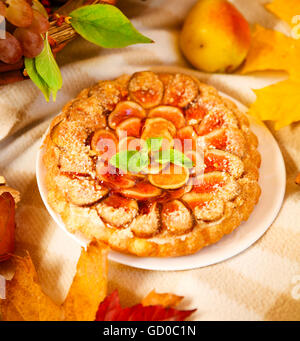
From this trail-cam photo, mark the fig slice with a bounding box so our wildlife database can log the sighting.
[163,73,199,107]
[141,118,175,150]
[130,202,161,238]
[116,117,142,138]
[148,164,189,189]
[203,128,246,158]
[108,101,146,130]
[187,172,240,201]
[128,71,164,109]
[96,160,136,189]
[51,119,89,150]
[148,106,186,129]
[96,195,138,227]
[119,181,162,200]
[88,80,126,112]
[195,108,238,136]
[91,129,118,159]
[194,196,225,222]
[182,192,225,222]
[55,174,108,206]
[176,125,198,152]
[204,149,244,178]
[161,200,193,235]
[118,137,145,152]
[143,117,176,136]
[59,149,95,176]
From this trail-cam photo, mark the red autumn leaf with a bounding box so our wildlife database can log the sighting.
[95,290,196,321]
[0,192,15,262]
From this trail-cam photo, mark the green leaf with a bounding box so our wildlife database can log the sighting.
[70,4,153,48]
[128,152,149,173]
[155,149,194,168]
[24,57,50,102]
[144,138,163,152]
[109,150,139,172]
[35,35,62,100]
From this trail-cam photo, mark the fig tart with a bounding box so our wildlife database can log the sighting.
[43,71,261,257]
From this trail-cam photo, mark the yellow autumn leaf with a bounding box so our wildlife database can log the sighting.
[240,25,300,79]
[249,78,300,130]
[0,240,109,321]
[265,0,300,25]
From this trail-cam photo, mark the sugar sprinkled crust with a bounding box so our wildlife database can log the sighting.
[43,71,261,257]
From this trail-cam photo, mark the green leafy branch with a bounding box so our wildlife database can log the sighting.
[26,4,152,101]
[109,138,194,173]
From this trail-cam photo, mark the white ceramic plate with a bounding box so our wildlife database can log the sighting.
[36,92,286,271]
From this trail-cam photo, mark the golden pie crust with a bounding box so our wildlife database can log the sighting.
[43,71,261,257]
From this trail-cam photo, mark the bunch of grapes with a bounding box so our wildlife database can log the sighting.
[0,0,50,65]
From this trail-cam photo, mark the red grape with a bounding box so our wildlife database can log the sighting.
[0,31,23,64]
[14,27,44,58]
[28,9,49,34]
[5,0,33,27]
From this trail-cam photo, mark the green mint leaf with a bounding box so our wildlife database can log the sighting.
[35,35,62,100]
[128,152,149,173]
[171,149,194,168]
[109,150,139,172]
[144,138,163,152]
[155,149,194,168]
[70,4,153,48]
[24,57,50,102]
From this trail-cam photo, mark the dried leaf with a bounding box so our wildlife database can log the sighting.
[95,290,196,321]
[62,240,109,321]
[265,0,300,25]
[0,192,16,263]
[141,290,183,308]
[240,25,300,79]
[0,241,109,321]
[249,78,300,130]
[0,254,62,321]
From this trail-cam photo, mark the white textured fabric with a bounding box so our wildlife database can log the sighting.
[0,0,299,320]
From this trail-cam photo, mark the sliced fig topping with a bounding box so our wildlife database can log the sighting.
[184,192,225,222]
[108,101,146,130]
[185,97,208,125]
[91,129,118,159]
[186,172,240,201]
[130,202,160,238]
[203,128,246,158]
[195,108,238,136]
[67,96,106,129]
[59,150,94,176]
[96,160,136,189]
[185,150,205,176]
[143,117,176,136]
[163,73,198,107]
[116,117,142,138]
[51,120,89,150]
[96,195,138,227]
[161,200,193,235]
[141,118,175,150]
[204,149,244,178]
[148,106,186,129]
[118,137,145,152]
[88,80,126,112]
[176,126,198,152]
[119,181,162,200]
[148,164,189,189]
[55,175,108,206]
[128,71,164,109]
[185,94,220,125]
